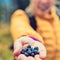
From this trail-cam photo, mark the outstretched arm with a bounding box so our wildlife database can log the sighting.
[10,10,43,43]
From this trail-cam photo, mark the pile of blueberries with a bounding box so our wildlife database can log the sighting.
[21,45,39,57]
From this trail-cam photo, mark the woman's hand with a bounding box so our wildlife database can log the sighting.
[13,36,46,60]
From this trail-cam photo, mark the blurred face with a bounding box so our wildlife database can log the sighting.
[32,0,56,14]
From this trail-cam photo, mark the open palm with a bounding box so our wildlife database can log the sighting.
[13,36,46,60]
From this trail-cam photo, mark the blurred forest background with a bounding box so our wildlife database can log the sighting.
[0,0,60,60]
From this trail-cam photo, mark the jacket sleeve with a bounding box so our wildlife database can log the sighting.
[10,10,44,43]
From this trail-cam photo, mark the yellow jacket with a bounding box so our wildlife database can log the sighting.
[10,7,60,60]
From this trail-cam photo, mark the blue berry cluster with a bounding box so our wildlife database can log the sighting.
[21,45,39,57]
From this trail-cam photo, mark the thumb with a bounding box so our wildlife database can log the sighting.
[13,39,22,57]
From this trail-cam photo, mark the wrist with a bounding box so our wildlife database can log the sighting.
[15,36,40,43]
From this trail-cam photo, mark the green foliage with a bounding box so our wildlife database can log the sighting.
[0,23,14,60]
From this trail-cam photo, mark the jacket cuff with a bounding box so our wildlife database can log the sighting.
[29,36,40,42]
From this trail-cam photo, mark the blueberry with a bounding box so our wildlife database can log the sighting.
[28,48,34,52]
[36,51,39,54]
[22,48,28,52]
[27,49,32,55]
[21,48,28,54]
[31,53,35,57]
[31,49,35,53]
[34,50,39,55]
[27,45,31,48]
[24,52,29,57]
[34,47,39,50]
[21,50,25,54]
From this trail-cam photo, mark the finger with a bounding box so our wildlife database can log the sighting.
[33,41,46,59]
[35,55,42,60]
[23,44,29,48]
[17,54,28,60]
[38,42,46,59]
[20,36,35,45]
[27,56,35,60]
[13,39,22,57]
